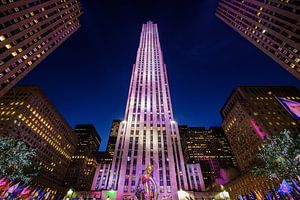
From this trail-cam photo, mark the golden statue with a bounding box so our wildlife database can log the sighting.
[135,164,158,200]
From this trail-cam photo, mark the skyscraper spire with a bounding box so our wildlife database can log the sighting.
[108,21,188,199]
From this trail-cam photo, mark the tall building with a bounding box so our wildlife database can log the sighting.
[91,151,113,191]
[107,21,189,199]
[64,124,101,191]
[216,0,300,79]
[221,86,300,171]
[0,86,77,192]
[179,126,237,188]
[221,86,300,198]
[106,119,121,157]
[0,0,82,97]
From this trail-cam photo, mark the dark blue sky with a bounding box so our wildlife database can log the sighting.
[18,0,299,150]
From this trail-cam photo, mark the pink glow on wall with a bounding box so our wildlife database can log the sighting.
[249,119,266,139]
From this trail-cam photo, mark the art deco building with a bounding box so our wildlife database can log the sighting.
[64,124,101,191]
[107,21,189,199]
[0,0,82,97]
[179,126,237,188]
[91,151,113,191]
[0,86,77,191]
[216,0,300,79]
[106,119,121,157]
[185,163,205,192]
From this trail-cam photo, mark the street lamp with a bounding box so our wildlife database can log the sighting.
[67,188,74,199]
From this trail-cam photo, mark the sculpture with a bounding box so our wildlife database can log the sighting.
[135,164,158,200]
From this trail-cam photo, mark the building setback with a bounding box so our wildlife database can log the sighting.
[216,0,300,79]
[0,0,82,97]
[64,124,101,191]
[221,86,300,198]
[0,86,77,192]
[107,21,189,199]
[91,151,113,191]
[106,120,121,157]
[179,126,237,188]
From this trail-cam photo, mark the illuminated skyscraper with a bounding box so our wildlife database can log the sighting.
[216,0,300,79]
[0,0,82,97]
[107,21,189,199]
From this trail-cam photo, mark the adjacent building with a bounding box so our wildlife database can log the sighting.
[186,163,205,192]
[0,86,78,192]
[179,126,237,188]
[221,86,300,198]
[91,151,113,191]
[107,21,189,199]
[216,0,300,79]
[221,86,300,171]
[0,0,82,97]
[64,124,101,191]
[106,119,121,157]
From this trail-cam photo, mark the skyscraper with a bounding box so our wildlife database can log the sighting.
[179,126,237,188]
[64,124,101,191]
[216,0,300,79]
[0,86,77,192]
[107,21,188,199]
[0,0,82,97]
[106,119,121,157]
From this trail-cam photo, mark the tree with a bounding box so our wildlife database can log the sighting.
[252,129,300,179]
[0,136,38,182]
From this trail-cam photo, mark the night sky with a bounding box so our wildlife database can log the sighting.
[18,0,300,150]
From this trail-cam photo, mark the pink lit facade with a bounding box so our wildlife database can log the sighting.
[186,164,205,192]
[107,21,189,199]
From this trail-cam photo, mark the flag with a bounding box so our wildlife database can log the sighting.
[29,187,40,199]
[36,189,46,200]
[276,97,300,120]
[0,177,8,190]
[266,190,273,200]
[7,182,19,194]
[278,179,293,195]
[254,191,263,200]
[44,191,51,199]
[291,178,300,192]
[18,186,32,199]
[7,183,26,200]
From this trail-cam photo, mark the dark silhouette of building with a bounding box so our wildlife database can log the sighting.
[0,86,78,192]
[64,124,101,191]
[106,120,121,157]
[0,0,82,96]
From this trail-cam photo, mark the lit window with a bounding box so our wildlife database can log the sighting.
[0,35,6,41]
[12,52,17,57]
[5,44,11,49]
